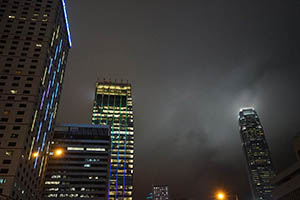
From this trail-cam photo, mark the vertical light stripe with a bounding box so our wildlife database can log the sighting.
[122,96,129,198]
[115,96,123,198]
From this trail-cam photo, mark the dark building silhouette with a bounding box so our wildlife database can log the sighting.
[0,0,71,199]
[272,135,300,200]
[293,135,300,160]
[92,81,134,200]
[238,108,275,200]
[42,124,110,199]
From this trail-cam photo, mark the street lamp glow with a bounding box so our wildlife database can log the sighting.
[54,149,63,156]
[218,193,224,199]
[216,192,226,200]
[32,152,39,158]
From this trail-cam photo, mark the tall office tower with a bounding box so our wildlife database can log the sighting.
[0,0,71,199]
[152,185,169,200]
[42,124,111,200]
[92,81,134,200]
[238,108,275,200]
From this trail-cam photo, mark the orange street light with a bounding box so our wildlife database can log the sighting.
[216,192,226,200]
[54,149,63,157]
[32,152,39,158]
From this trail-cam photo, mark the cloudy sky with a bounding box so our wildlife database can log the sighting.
[57,0,300,199]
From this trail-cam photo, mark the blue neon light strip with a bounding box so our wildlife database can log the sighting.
[50,93,54,108]
[59,39,63,52]
[46,81,51,97]
[36,122,42,142]
[55,83,59,98]
[48,58,53,74]
[57,59,61,72]
[61,0,72,47]
[41,132,47,151]
[44,103,49,121]
[48,113,53,131]
[52,72,56,86]
[34,147,40,169]
[40,91,46,110]
[54,45,59,60]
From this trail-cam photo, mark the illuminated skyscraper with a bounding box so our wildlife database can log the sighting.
[92,81,134,200]
[0,0,71,199]
[238,108,275,200]
[42,124,111,200]
[153,185,169,200]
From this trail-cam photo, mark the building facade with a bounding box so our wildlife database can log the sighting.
[0,0,71,199]
[92,81,134,200]
[153,185,169,200]
[272,161,300,200]
[293,135,300,161]
[272,136,300,200]
[238,108,275,200]
[42,124,111,199]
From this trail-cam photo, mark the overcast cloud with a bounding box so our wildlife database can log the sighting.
[57,0,300,199]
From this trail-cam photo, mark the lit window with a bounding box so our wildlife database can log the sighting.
[84,164,90,168]
[86,148,105,152]
[47,194,57,197]
[67,147,84,151]
[48,188,59,191]
[51,175,61,179]
[45,181,60,185]
[3,110,9,115]
[5,151,13,156]
[10,89,17,94]
[0,178,6,184]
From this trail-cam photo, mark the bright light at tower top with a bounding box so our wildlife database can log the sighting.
[239,107,255,112]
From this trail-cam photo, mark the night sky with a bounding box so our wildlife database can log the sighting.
[56,1,300,199]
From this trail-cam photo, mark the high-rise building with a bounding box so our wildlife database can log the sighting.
[42,124,111,200]
[238,108,275,200]
[92,80,134,200]
[153,185,169,200]
[0,0,71,199]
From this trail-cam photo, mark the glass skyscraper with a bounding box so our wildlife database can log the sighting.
[0,0,71,199]
[238,108,275,200]
[92,81,134,200]
[42,124,111,199]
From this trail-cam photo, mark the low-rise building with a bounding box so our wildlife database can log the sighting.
[42,124,110,199]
